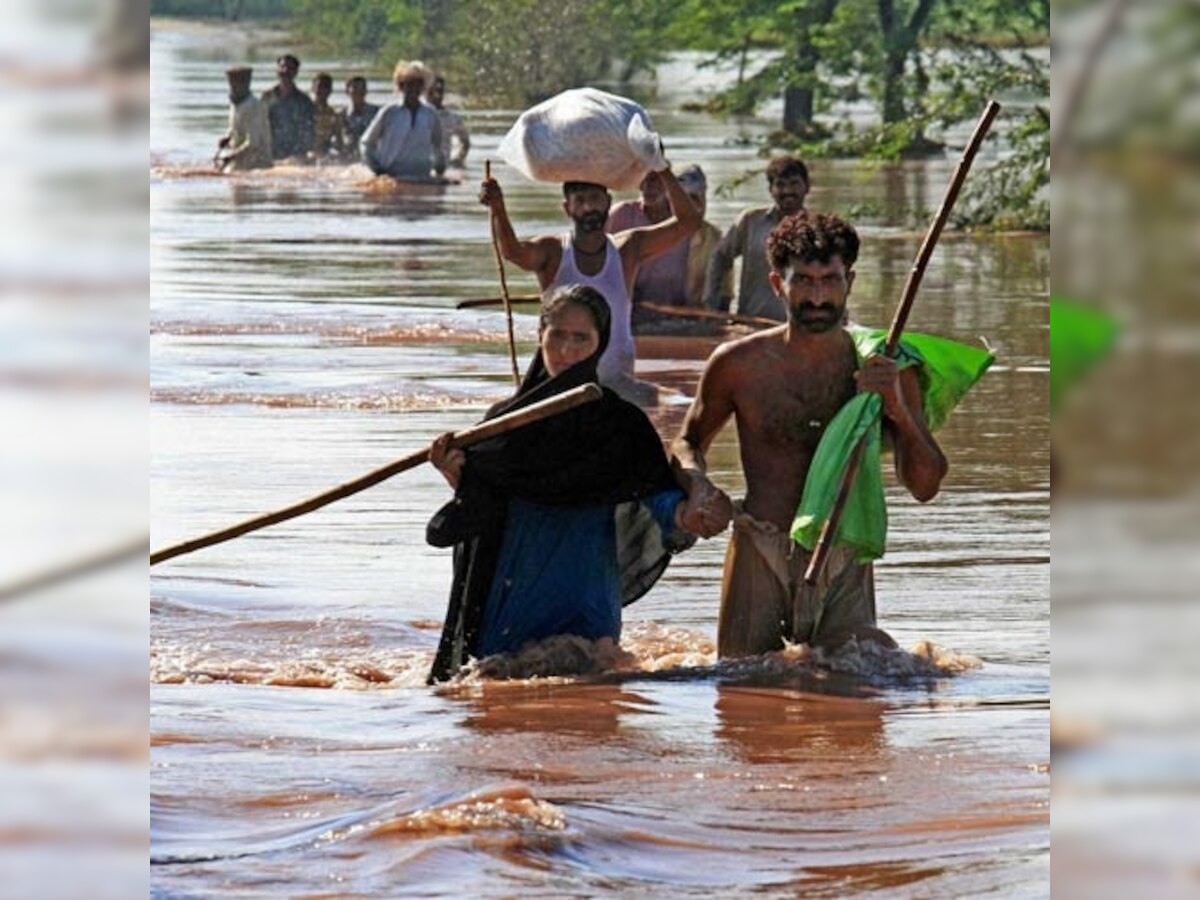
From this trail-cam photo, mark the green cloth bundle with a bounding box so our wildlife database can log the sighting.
[1049,296,1118,413]
[791,326,995,562]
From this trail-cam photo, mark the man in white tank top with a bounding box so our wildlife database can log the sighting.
[479,164,701,396]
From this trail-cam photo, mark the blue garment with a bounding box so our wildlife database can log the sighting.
[479,489,684,656]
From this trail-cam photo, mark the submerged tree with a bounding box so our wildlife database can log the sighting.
[668,0,840,136]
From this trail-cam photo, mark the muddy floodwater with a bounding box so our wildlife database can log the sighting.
[151,20,1048,897]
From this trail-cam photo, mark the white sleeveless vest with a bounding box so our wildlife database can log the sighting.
[546,234,635,383]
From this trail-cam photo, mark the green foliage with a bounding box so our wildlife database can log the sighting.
[289,0,673,104]
[150,0,291,19]
[932,0,1049,229]
[290,0,425,60]
[437,0,616,103]
[275,0,1049,230]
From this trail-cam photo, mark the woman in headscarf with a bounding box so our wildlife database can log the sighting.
[426,284,726,682]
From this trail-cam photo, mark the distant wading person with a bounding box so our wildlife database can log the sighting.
[216,66,272,172]
[310,71,346,159]
[704,155,811,321]
[605,162,731,325]
[341,76,379,160]
[426,75,470,168]
[478,162,701,399]
[674,212,947,656]
[360,60,446,180]
[261,54,315,161]
[426,285,725,683]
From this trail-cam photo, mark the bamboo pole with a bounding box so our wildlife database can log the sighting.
[803,100,1002,586]
[150,383,603,566]
[485,160,521,386]
[457,294,541,309]
[457,297,777,331]
[0,535,149,603]
[638,302,779,329]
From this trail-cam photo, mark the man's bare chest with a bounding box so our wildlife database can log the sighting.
[735,361,858,456]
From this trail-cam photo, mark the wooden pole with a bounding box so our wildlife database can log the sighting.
[457,294,541,309]
[638,302,779,329]
[457,297,777,331]
[150,383,604,567]
[485,160,521,386]
[803,100,1002,586]
[0,535,149,603]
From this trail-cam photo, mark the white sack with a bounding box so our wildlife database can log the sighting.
[496,87,666,191]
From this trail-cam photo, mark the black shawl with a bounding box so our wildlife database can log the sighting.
[425,335,685,683]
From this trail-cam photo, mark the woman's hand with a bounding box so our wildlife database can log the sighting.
[429,432,466,490]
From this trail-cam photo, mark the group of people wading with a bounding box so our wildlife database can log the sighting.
[215,61,950,681]
[216,55,468,178]
[424,147,948,681]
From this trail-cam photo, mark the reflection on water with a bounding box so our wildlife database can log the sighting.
[151,20,1048,897]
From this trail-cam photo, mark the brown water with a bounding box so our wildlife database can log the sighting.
[151,20,1048,896]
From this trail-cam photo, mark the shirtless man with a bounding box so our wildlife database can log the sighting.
[672,212,948,656]
[479,164,701,396]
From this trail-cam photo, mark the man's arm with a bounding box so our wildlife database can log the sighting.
[359,103,386,156]
[703,216,744,312]
[478,178,558,279]
[220,106,254,161]
[299,97,315,155]
[617,166,702,267]
[429,111,446,175]
[671,351,737,536]
[858,356,948,502]
[452,115,470,166]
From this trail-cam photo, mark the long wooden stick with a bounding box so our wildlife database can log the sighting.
[638,302,779,329]
[457,296,777,331]
[457,294,541,309]
[0,535,149,602]
[804,100,1001,586]
[485,160,521,386]
[150,383,603,566]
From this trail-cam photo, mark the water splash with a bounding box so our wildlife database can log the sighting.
[151,621,977,690]
[364,784,566,839]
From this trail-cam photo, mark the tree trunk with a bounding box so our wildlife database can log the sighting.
[881,48,908,124]
[421,0,452,60]
[877,0,939,125]
[782,0,840,135]
[783,85,815,133]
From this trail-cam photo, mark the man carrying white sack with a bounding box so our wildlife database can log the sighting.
[479,159,700,401]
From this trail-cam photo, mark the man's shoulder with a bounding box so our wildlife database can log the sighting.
[738,205,774,224]
[608,201,646,233]
[707,326,786,371]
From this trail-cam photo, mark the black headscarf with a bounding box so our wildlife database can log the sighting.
[426,287,685,683]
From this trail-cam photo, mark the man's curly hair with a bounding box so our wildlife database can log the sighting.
[766,212,860,273]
